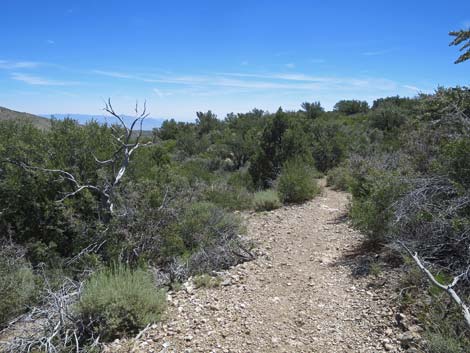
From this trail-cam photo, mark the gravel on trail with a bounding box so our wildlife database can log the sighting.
[107,186,409,353]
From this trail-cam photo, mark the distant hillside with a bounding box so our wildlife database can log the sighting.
[42,114,165,130]
[0,106,51,130]
[0,107,162,136]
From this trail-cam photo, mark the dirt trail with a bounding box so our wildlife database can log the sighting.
[110,186,404,353]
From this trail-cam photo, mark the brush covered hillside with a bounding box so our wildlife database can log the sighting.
[2,1,470,351]
[0,85,469,352]
[0,106,51,130]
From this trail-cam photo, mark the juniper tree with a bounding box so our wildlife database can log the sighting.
[301,101,324,119]
[450,29,470,63]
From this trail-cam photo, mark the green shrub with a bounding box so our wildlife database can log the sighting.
[176,201,241,251]
[160,233,187,259]
[0,245,37,327]
[227,169,255,192]
[252,190,282,211]
[173,202,248,276]
[442,137,470,188]
[326,165,353,191]
[425,332,465,353]
[179,158,216,184]
[310,118,348,172]
[277,159,320,203]
[369,104,407,131]
[249,109,312,188]
[334,99,369,115]
[193,274,221,288]
[204,184,253,211]
[76,265,166,342]
[349,170,408,243]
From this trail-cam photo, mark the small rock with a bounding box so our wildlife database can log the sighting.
[408,324,423,333]
[221,278,231,286]
[398,331,420,348]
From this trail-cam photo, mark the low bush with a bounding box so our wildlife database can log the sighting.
[441,137,470,188]
[425,333,465,353]
[252,190,282,211]
[0,244,38,327]
[326,165,353,191]
[369,104,407,132]
[349,170,408,244]
[204,183,253,211]
[176,201,240,250]
[310,118,348,172]
[161,201,251,279]
[227,169,255,191]
[193,274,221,288]
[76,265,166,342]
[277,159,320,203]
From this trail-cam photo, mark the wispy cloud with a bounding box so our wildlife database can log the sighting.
[241,61,249,66]
[0,60,41,69]
[11,73,80,86]
[92,70,136,79]
[93,68,422,96]
[97,69,402,91]
[220,72,394,88]
[310,58,326,64]
[362,49,394,56]
[46,39,55,45]
[275,51,293,57]
[153,88,175,98]
[402,84,423,92]
[285,63,296,69]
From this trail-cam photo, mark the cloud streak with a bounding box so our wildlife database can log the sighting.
[11,73,80,86]
[402,84,425,92]
[362,49,394,56]
[90,68,425,113]
[92,69,416,95]
[0,60,41,69]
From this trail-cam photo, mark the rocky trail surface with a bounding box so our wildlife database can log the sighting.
[109,186,409,353]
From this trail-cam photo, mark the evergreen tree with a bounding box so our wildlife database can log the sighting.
[301,101,324,119]
[450,29,470,63]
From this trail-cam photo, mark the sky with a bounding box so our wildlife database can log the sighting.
[1,0,470,122]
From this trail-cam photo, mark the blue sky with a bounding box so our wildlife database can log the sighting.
[1,0,470,121]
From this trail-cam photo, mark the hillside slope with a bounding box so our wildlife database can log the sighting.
[0,107,154,137]
[0,106,51,130]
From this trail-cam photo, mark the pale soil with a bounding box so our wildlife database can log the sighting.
[108,186,407,353]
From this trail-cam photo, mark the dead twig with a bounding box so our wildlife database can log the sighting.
[400,241,470,329]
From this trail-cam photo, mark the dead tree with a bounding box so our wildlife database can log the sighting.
[5,99,153,222]
[96,99,153,217]
[400,242,470,329]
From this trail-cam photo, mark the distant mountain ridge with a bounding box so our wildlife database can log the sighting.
[0,106,51,130]
[42,114,165,130]
[0,106,165,132]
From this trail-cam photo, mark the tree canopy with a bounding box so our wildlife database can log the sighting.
[450,29,470,63]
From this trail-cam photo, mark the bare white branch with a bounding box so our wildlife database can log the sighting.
[400,241,470,328]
